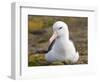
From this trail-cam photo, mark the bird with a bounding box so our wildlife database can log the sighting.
[45,21,79,64]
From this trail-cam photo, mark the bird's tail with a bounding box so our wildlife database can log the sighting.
[73,51,79,63]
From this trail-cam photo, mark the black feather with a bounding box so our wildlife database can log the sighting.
[47,39,56,53]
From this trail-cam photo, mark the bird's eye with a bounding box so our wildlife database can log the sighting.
[59,27,62,30]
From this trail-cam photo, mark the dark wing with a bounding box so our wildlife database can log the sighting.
[47,39,55,53]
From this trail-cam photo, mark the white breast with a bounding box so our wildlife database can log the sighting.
[45,37,79,63]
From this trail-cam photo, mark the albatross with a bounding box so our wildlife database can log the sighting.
[45,21,79,64]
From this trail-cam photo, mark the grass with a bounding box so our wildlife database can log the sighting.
[28,54,65,66]
[28,54,88,66]
[28,21,44,32]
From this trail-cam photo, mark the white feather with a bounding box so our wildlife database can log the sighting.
[45,21,79,63]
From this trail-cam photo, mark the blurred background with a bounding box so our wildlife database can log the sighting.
[28,15,88,66]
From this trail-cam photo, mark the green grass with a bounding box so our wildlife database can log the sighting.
[28,54,66,66]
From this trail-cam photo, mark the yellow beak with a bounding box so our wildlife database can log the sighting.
[49,32,57,44]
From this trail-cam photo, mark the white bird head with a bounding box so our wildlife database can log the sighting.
[49,21,69,44]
